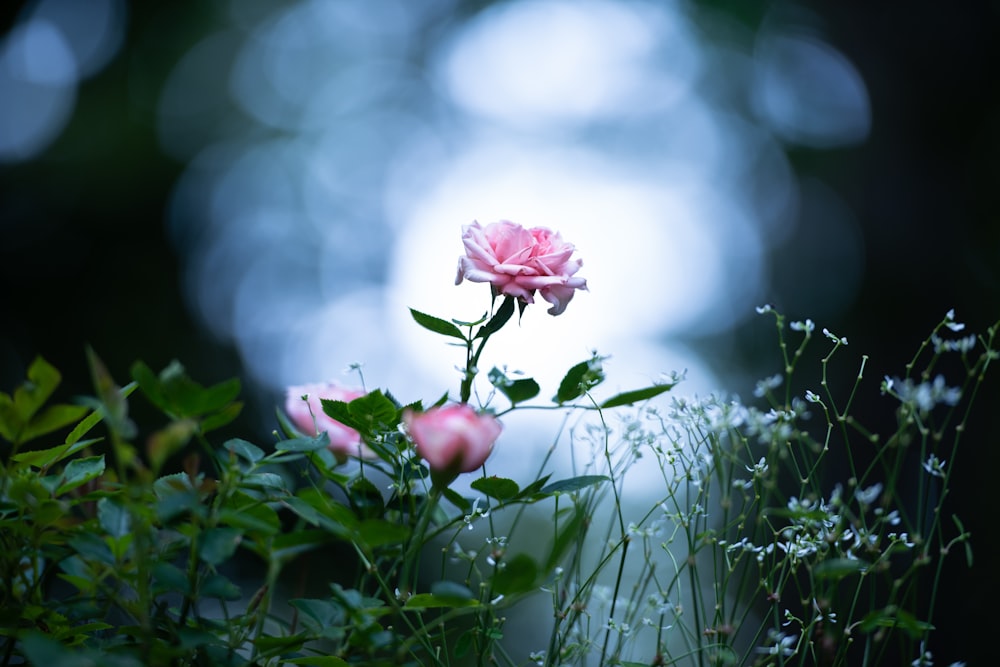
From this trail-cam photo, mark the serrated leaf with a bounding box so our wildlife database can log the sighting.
[56,455,105,496]
[599,383,675,408]
[540,475,608,495]
[410,308,466,340]
[471,476,520,500]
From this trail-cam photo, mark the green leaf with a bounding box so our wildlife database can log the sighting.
[553,355,606,404]
[516,474,553,500]
[471,476,520,501]
[97,497,131,538]
[475,295,515,339]
[358,519,410,548]
[224,438,265,463]
[242,472,287,492]
[431,580,475,600]
[147,418,197,470]
[20,403,90,443]
[19,632,95,667]
[348,477,385,518]
[131,359,241,422]
[0,357,73,444]
[488,367,540,405]
[202,574,242,600]
[492,553,538,595]
[410,308,466,340]
[64,407,105,445]
[18,357,62,420]
[57,455,105,496]
[11,438,100,470]
[540,475,608,495]
[218,492,281,536]
[271,530,337,562]
[599,382,675,408]
[442,487,472,512]
[348,390,399,434]
[289,598,345,629]
[275,432,330,452]
[198,527,243,566]
[201,401,243,433]
[812,557,867,580]
[152,561,189,594]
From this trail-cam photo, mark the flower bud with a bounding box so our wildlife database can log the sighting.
[404,404,501,486]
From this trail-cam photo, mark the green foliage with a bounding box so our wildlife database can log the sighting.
[0,305,993,667]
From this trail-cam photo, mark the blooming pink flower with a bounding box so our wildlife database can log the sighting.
[456,220,587,315]
[285,383,374,460]
[404,404,501,482]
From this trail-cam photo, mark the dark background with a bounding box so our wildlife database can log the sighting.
[2,1,997,663]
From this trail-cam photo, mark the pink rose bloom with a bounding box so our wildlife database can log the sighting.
[404,404,501,481]
[456,220,587,315]
[285,383,374,460]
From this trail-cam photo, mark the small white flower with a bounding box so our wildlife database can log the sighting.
[746,457,769,476]
[756,304,774,314]
[923,454,947,478]
[790,319,815,333]
[804,390,822,403]
[855,482,883,506]
[911,641,933,667]
[754,374,783,398]
[822,328,848,345]
[944,308,966,332]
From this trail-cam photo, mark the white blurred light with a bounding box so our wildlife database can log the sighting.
[753,31,871,148]
[439,0,699,126]
[0,0,126,162]
[28,0,126,77]
[0,19,76,161]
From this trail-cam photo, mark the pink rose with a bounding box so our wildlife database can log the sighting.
[456,220,587,315]
[404,404,501,483]
[285,383,375,460]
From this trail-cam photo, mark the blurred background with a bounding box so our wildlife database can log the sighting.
[1,0,997,662]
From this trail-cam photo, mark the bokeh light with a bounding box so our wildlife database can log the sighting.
[159,0,871,414]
